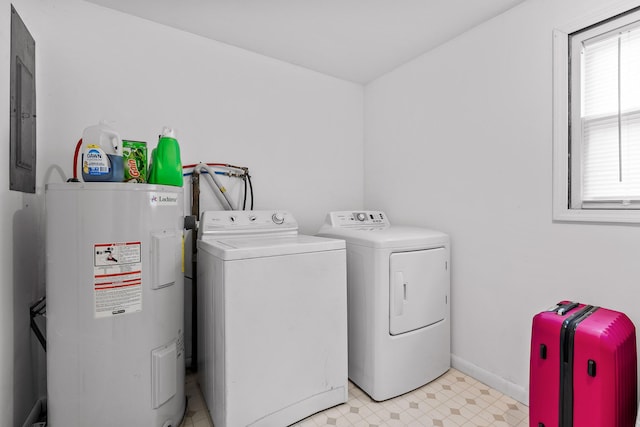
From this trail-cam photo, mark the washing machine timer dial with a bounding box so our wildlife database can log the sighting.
[272,212,285,224]
[355,212,367,222]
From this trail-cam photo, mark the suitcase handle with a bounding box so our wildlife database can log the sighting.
[539,344,547,360]
[552,301,579,315]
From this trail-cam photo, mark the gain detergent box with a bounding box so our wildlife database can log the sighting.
[122,140,147,183]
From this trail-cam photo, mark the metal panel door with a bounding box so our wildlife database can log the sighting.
[389,248,447,335]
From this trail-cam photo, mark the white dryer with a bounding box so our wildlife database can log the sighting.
[197,210,348,427]
[317,211,450,401]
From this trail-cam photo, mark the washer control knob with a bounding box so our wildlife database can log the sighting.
[356,212,367,221]
[229,215,237,223]
[272,212,285,224]
[249,215,257,222]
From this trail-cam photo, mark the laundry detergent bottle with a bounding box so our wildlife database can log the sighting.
[81,121,124,182]
[148,126,183,187]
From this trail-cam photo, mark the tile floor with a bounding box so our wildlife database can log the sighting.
[180,371,213,427]
[180,368,529,427]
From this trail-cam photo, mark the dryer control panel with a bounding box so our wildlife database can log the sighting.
[324,211,390,228]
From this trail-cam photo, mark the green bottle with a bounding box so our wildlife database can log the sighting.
[148,127,183,187]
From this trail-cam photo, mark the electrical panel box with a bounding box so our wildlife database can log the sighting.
[10,6,36,193]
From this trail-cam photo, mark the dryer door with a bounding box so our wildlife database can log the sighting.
[389,248,447,335]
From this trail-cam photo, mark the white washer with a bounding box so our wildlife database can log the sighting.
[197,210,348,427]
[317,211,450,401]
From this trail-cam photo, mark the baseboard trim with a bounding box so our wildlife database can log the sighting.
[451,355,528,405]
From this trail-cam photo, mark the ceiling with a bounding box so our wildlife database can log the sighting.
[84,0,526,84]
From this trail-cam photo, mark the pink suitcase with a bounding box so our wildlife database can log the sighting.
[530,301,637,427]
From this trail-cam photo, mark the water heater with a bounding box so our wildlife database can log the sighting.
[45,183,185,427]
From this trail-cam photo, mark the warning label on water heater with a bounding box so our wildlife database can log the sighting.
[94,242,142,318]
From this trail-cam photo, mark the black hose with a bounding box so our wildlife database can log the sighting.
[242,175,248,210]
[30,296,47,352]
[247,174,254,210]
[191,174,200,372]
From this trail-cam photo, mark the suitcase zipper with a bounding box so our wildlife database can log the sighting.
[559,305,599,427]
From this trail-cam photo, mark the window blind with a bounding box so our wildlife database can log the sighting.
[581,24,640,203]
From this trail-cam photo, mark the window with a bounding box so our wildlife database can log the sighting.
[553,5,640,223]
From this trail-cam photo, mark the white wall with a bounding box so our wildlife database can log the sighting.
[32,0,363,234]
[1,2,48,425]
[364,0,640,403]
[1,3,27,425]
[10,0,639,420]
[0,0,363,424]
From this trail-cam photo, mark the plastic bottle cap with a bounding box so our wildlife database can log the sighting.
[162,126,176,138]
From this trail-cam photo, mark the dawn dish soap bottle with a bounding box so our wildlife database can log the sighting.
[148,126,183,187]
[81,121,124,182]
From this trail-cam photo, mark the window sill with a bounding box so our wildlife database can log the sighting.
[553,206,640,224]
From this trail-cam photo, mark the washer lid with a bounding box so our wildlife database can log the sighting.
[317,225,448,249]
[197,234,345,260]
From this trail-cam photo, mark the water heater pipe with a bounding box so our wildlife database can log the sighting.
[73,139,83,181]
[194,163,235,210]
